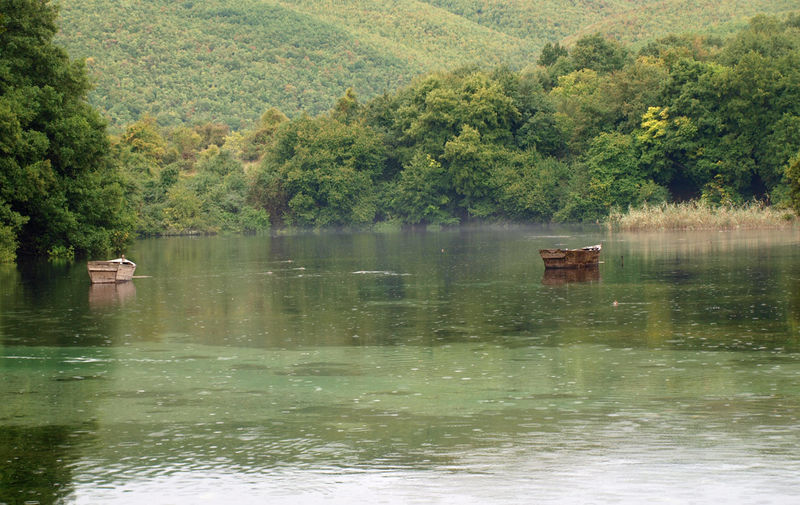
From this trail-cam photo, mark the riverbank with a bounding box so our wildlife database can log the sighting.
[606,202,797,231]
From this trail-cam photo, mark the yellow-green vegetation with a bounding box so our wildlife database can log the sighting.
[112,116,270,238]
[562,0,800,45]
[607,202,797,231]
[53,0,800,128]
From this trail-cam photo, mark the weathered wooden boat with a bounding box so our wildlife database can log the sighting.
[87,256,136,283]
[539,245,601,269]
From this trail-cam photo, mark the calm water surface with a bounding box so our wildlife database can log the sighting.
[2,227,800,504]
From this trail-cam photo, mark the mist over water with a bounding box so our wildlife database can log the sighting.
[2,227,800,504]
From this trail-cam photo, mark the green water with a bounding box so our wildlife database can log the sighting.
[2,227,800,504]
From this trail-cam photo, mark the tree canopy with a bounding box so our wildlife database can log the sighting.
[4,9,800,262]
[238,17,800,226]
[0,0,132,261]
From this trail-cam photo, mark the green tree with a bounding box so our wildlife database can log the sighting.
[0,0,133,259]
[571,33,629,73]
[636,105,701,193]
[785,152,800,213]
[610,56,671,133]
[497,68,565,156]
[647,18,800,203]
[394,69,519,164]
[550,68,618,155]
[158,145,268,234]
[169,126,203,167]
[120,115,168,164]
[390,152,454,225]
[559,132,667,221]
[235,107,289,162]
[493,152,570,221]
[538,41,569,67]
[254,115,386,226]
[442,125,498,217]
[331,87,362,125]
[639,34,724,64]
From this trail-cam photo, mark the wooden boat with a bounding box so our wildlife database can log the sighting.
[539,245,601,269]
[87,256,136,283]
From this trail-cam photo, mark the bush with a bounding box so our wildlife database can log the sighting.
[239,207,271,233]
[47,244,75,262]
[0,223,18,263]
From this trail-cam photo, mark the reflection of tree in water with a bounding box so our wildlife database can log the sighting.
[2,262,113,502]
[6,259,127,348]
[787,277,800,337]
[0,423,93,505]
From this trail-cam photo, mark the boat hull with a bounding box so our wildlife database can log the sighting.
[539,248,600,269]
[87,261,136,283]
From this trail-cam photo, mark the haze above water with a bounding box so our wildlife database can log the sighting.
[2,227,800,504]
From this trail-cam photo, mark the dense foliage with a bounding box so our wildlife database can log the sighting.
[3,4,800,262]
[0,0,132,262]
[112,115,270,237]
[241,14,800,227]
[53,0,799,129]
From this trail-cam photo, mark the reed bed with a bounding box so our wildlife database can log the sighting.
[606,202,797,231]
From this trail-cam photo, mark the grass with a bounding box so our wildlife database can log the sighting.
[606,201,798,231]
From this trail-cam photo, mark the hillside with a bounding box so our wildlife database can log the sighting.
[54,0,798,129]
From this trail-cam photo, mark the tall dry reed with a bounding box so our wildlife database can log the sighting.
[606,202,797,231]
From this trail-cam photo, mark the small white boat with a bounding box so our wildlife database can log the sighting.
[87,256,136,283]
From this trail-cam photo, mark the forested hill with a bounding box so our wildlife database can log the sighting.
[4,2,800,262]
[55,0,797,129]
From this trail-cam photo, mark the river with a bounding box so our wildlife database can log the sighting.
[2,227,799,504]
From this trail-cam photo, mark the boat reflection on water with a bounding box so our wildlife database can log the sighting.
[88,281,136,308]
[542,267,600,285]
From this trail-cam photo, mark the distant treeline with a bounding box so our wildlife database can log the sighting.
[2,1,800,262]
